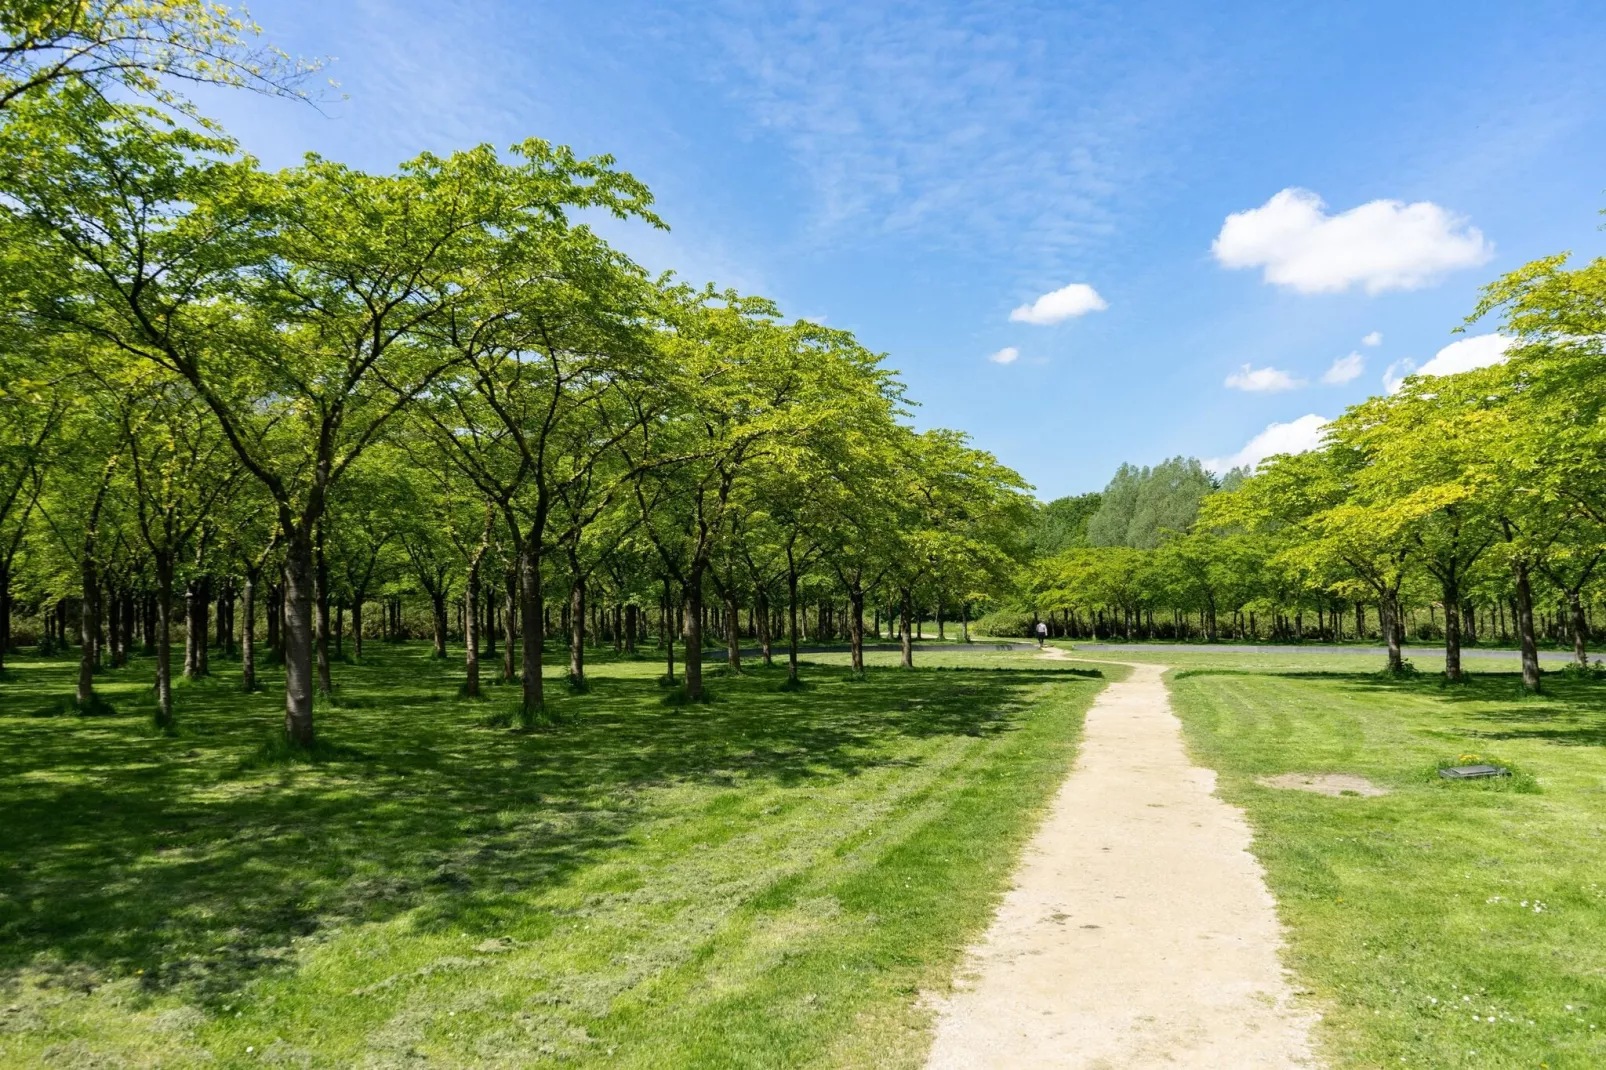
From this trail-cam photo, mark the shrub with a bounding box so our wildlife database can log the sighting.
[971,609,1037,638]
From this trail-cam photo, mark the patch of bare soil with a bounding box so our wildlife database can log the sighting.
[1258,772,1389,798]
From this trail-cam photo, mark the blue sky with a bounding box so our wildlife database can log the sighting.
[197,0,1606,499]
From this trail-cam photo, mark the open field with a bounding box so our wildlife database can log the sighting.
[0,644,1113,1068]
[1169,664,1606,1069]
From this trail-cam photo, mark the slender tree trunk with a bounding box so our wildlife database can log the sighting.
[503,568,517,684]
[1355,601,1365,641]
[1513,559,1541,692]
[430,590,448,658]
[315,530,331,693]
[899,588,914,668]
[849,587,865,672]
[725,592,741,671]
[786,567,800,683]
[756,590,773,666]
[625,604,637,654]
[568,567,585,689]
[464,564,481,698]
[663,579,675,682]
[1380,594,1404,672]
[519,549,544,713]
[1568,593,1589,669]
[154,553,174,726]
[282,533,316,747]
[0,561,10,672]
[183,578,199,678]
[196,575,210,677]
[351,595,365,661]
[77,556,98,705]
[684,572,705,699]
[241,570,258,692]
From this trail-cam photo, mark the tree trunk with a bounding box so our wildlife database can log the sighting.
[464,565,481,698]
[77,557,98,705]
[1513,559,1541,692]
[241,571,258,692]
[154,553,174,727]
[315,532,331,693]
[183,578,200,678]
[725,592,741,671]
[662,579,675,682]
[519,549,544,713]
[351,595,365,660]
[503,568,517,683]
[430,590,448,659]
[786,568,800,684]
[568,567,585,689]
[625,604,637,654]
[1381,594,1403,672]
[684,573,705,699]
[196,575,210,676]
[899,588,914,669]
[0,561,10,672]
[848,587,865,672]
[282,533,316,747]
[756,590,773,666]
[1441,578,1463,682]
[1568,593,1590,669]
[1355,601,1365,641]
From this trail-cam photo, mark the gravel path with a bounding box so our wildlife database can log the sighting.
[924,659,1317,1068]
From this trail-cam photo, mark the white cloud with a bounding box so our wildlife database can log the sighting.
[1206,414,1330,473]
[988,346,1020,365]
[1417,333,1513,377]
[1382,359,1415,394]
[1009,283,1108,325]
[1322,352,1365,385]
[1361,330,1383,347]
[1212,188,1493,294]
[1225,364,1303,392]
[1384,333,1513,393]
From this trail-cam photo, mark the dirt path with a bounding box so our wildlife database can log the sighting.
[924,659,1317,1068]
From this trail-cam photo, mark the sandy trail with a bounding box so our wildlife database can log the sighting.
[924,658,1316,1069]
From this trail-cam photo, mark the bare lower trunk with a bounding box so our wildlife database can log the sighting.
[519,550,544,713]
[1441,578,1463,682]
[725,593,741,671]
[786,569,800,683]
[1513,560,1541,693]
[241,572,257,692]
[663,580,675,682]
[625,604,637,654]
[568,569,585,688]
[684,575,705,700]
[77,557,97,705]
[0,562,9,672]
[282,535,316,747]
[1382,594,1403,672]
[154,554,174,726]
[464,567,480,698]
[1569,593,1590,669]
[183,578,199,678]
[503,569,517,683]
[757,590,773,666]
[431,592,448,658]
[315,539,331,694]
[899,588,914,669]
[848,588,865,673]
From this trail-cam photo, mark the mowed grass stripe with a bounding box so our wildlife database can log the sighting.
[0,646,1110,1068]
[1169,666,1606,1070]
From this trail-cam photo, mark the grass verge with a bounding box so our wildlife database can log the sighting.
[0,644,1111,1068]
[1168,666,1606,1069]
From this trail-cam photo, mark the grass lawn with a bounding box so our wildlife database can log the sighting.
[1167,662,1606,1069]
[0,643,1113,1068]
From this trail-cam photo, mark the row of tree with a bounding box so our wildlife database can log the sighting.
[0,3,1033,744]
[1015,248,1606,689]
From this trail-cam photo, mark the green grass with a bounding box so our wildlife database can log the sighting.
[1168,665,1606,1069]
[0,643,1114,1068]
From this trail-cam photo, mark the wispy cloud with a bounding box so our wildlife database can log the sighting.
[1361,330,1383,347]
[1225,364,1303,392]
[988,346,1020,365]
[1322,352,1365,384]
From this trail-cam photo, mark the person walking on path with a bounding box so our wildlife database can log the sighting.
[1035,620,1049,648]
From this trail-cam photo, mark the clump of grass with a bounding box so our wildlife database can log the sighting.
[660,683,717,706]
[32,692,119,718]
[775,675,810,693]
[242,728,367,768]
[480,700,564,729]
[1560,660,1606,681]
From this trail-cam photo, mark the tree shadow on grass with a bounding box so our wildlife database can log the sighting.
[0,645,1096,1004]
